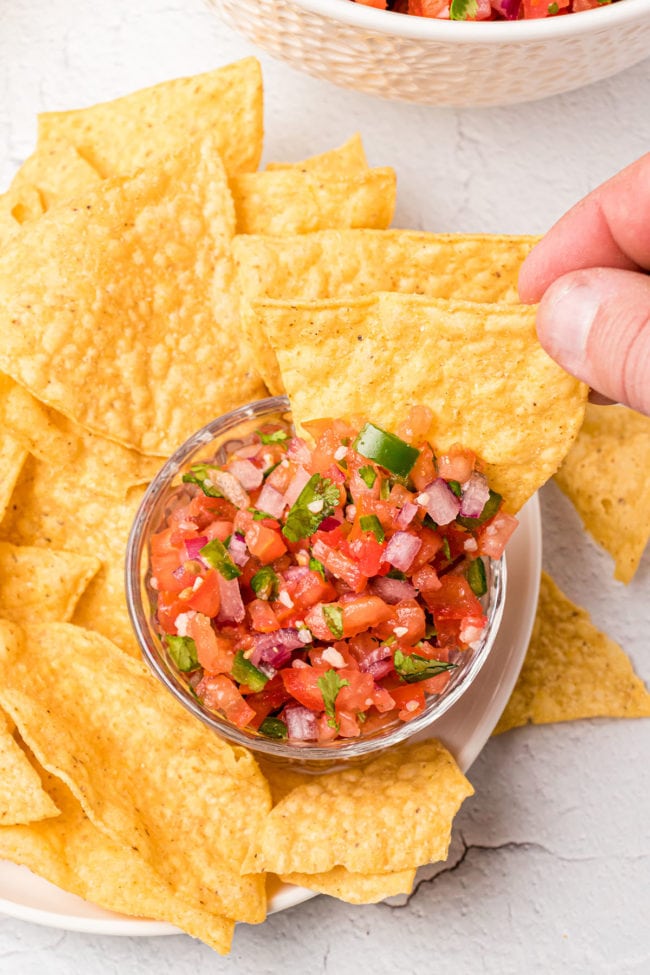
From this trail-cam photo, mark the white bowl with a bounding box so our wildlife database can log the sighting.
[209,0,650,107]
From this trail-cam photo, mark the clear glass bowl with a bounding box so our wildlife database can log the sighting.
[126,396,507,767]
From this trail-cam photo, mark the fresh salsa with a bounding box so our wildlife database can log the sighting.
[354,1,619,20]
[149,408,518,743]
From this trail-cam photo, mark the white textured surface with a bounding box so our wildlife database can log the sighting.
[0,2,649,972]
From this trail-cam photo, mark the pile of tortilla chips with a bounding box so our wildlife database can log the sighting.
[0,57,648,955]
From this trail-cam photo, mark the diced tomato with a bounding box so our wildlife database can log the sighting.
[292,571,338,612]
[316,712,339,741]
[409,526,443,573]
[410,443,437,492]
[388,684,426,721]
[197,674,255,728]
[342,595,393,637]
[248,598,280,633]
[245,523,287,564]
[245,674,292,729]
[370,684,396,713]
[420,672,452,695]
[436,444,476,483]
[396,405,433,445]
[187,614,235,673]
[337,710,361,737]
[149,528,191,592]
[311,539,368,593]
[423,574,484,621]
[346,532,386,577]
[156,590,187,634]
[203,520,234,542]
[477,512,518,559]
[281,665,325,712]
[185,568,221,616]
[313,522,346,550]
[336,668,375,713]
[411,563,441,592]
[375,599,426,644]
[304,602,337,641]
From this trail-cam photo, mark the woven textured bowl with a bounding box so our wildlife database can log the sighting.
[209,0,650,107]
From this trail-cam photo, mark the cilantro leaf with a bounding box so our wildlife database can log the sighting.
[250,566,279,601]
[309,556,326,579]
[393,649,457,684]
[258,429,289,445]
[466,558,487,597]
[322,604,344,639]
[165,635,198,672]
[359,514,385,543]
[181,463,223,498]
[317,669,349,730]
[449,0,478,20]
[282,474,340,542]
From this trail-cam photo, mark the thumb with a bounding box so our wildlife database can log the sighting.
[535,267,650,416]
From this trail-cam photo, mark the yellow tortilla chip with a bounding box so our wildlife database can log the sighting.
[242,740,472,876]
[253,293,587,512]
[0,134,265,456]
[554,405,650,583]
[266,133,368,175]
[0,185,43,248]
[493,572,650,734]
[0,756,234,954]
[38,58,263,178]
[0,455,144,656]
[280,866,416,904]
[0,541,99,624]
[0,711,59,825]
[231,168,396,235]
[0,374,160,499]
[0,619,271,924]
[0,434,27,523]
[9,138,101,210]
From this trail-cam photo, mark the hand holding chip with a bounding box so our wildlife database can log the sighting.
[518,152,650,417]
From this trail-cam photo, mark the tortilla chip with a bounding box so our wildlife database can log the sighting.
[266,134,368,175]
[38,58,263,179]
[0,435,27,523]
[0,374,160,499]
[493,572,650,734]
[0,185,43,248]
[554,405,650,583]
[0,541,99,624]
[0,455,144,656]
[0,711,59,825]
[0,755,234,953]
[0,619,271,924]
[231,168,396,236]
[9,138,101,210]
[242,740,472,876]
[252,293,588,512]
[280,866,416,904]
[0,134,266,456]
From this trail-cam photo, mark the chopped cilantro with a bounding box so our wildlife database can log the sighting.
[258,429,289,445]
[466,558,487,597]
[181,463,223,498]
[393,649,457,684]
[282,474,340,542]
[447,479,462,498]
[251,508,276,521]
[322,604,344,639]
[259,716,288,739]
[441,537,452,561]
[250,566,279,601]
[358,465,377,489]
[199,538,241,580]
[548,2,558,11]
[262,460,281,480]
[309,556,326,579]
[165,635,198,672]
[379,477,391,501]
[386,567,407,581]
[317,669,349,730]
[359,514,385,543]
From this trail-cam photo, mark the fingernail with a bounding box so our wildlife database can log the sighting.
[539,280,601,378]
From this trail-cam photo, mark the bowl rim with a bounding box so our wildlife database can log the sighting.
[125,395,508,764]
[283,0,649,42]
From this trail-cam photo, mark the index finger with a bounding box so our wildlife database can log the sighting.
[518,152,650,303]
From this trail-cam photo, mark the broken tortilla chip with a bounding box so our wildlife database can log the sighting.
[0,435,27,523]
[9,138,101,210]
[242,740,472,876]
[266,133,368,175]
[0,134,266,456]
[493,572,650,734]
[280,866,416,904]
[231,168,396,235]
[0,711,59,826]
[0,619,271,924]
[252,293,587,512]
[37,58,263,179]
[554,404,650,583]
[0,541,99,624]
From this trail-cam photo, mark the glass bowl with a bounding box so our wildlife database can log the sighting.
[126,396,507,767]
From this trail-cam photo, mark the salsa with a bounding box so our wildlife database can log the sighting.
[354,1,619,20]
[149,408,518,742]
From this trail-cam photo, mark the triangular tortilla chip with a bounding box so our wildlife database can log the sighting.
[493,572,650,734]
[0,541,99,624]
[266,133,368,175]
[280,866,416,904]
[0,434,27,522]
[0,619,271,924]
[252,293,587,512]
[0,134,265,456]
[554,404,650,583]
[9,138,101,209]
[0,711,59,825]
[37,58,263,179]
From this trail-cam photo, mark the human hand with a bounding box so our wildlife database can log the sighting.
[518,153,650,416]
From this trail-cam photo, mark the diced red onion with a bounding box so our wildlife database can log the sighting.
[228,459,263,491]
[255,482,286,519]
[286,437,312,466]
[358,644,392,675]
[227,532,249,568]
[284,705,318,741]
[257,661,277,679]
[369,575,417,604]
[184,535,208,561]
[172,564,186,581]
[283,565,311,583]
[253,629,305,662]
[384,531,422,572]
[209,470,250,510]
[395,502,418,529]
[459,471,490,518]
[233,439,262,459]
[216,576,245,623]
[366,658,395,681]
[282,466,311,509]
[422,479,461,526]
[318,516,341,532]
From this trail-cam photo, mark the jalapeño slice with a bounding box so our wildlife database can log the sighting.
[353,423,419,480]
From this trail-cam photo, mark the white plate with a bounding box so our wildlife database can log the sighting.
[0,496,541,935]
